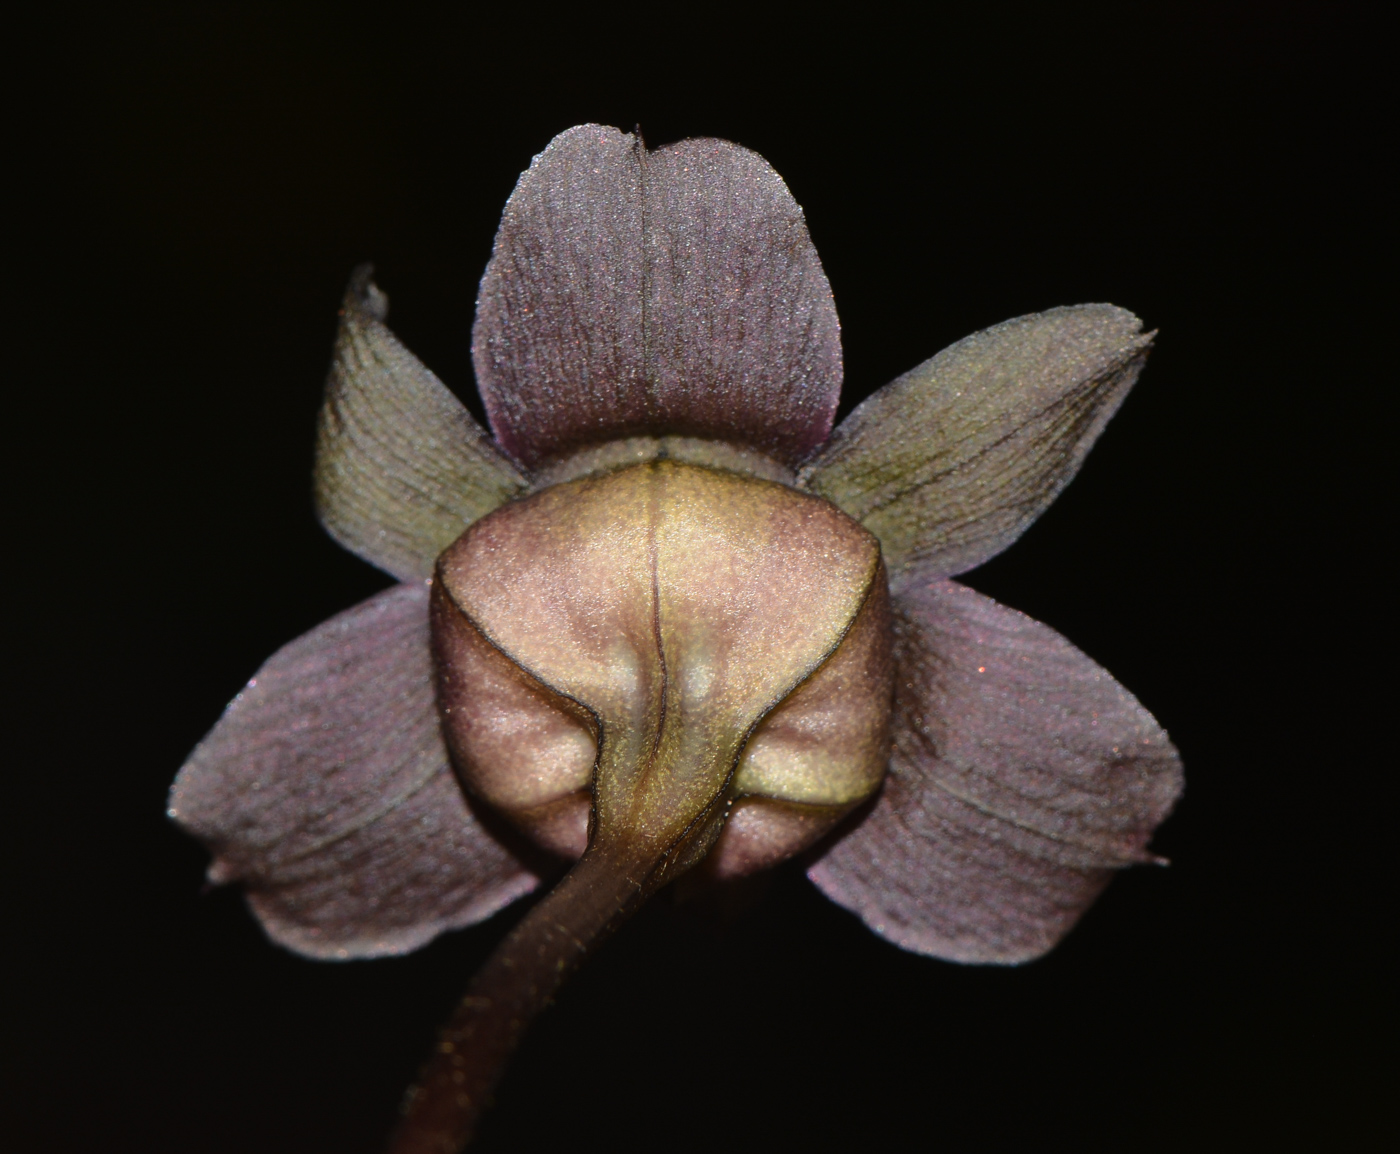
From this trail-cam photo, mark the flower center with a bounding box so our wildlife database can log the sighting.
[431,458,893,882]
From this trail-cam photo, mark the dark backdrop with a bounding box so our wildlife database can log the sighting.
[9,5,1388,1152]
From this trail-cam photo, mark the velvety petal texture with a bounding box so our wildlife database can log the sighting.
[168,582,539,959]
[472,124,842,470]
[799,305,1151,583]
[809,578,1182,964]
[316,266,526,581]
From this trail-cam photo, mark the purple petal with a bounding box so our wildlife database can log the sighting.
[168,582,538,959]
[809,578,1182,963]
[472,125,841,470]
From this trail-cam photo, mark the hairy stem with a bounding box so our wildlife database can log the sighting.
[387,842,657,1153]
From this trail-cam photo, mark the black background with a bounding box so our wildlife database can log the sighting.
[9,5,1389,1152]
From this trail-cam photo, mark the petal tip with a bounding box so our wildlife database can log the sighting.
[345,262,389,321]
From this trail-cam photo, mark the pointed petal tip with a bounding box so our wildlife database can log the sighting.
[344,262,389,321]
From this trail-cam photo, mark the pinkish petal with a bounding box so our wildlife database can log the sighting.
[472,125,841,470]
[809,578,1182,963]
[638,138,842,462]
[168,582,538,959]
[799,305,1151,583]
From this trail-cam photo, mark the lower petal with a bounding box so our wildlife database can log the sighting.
[809,577,1182,963]
[168,581,539,959]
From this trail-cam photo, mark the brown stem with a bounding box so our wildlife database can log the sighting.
[387,843,657,1153]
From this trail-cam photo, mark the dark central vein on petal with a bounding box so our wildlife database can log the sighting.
[644,472,669,790]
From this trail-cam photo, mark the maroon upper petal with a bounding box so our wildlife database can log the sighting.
[809,578,1182,964]
[168,582,539,959]
[472,125,842,469]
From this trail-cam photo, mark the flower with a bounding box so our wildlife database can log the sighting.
[168,124,1182,1151]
